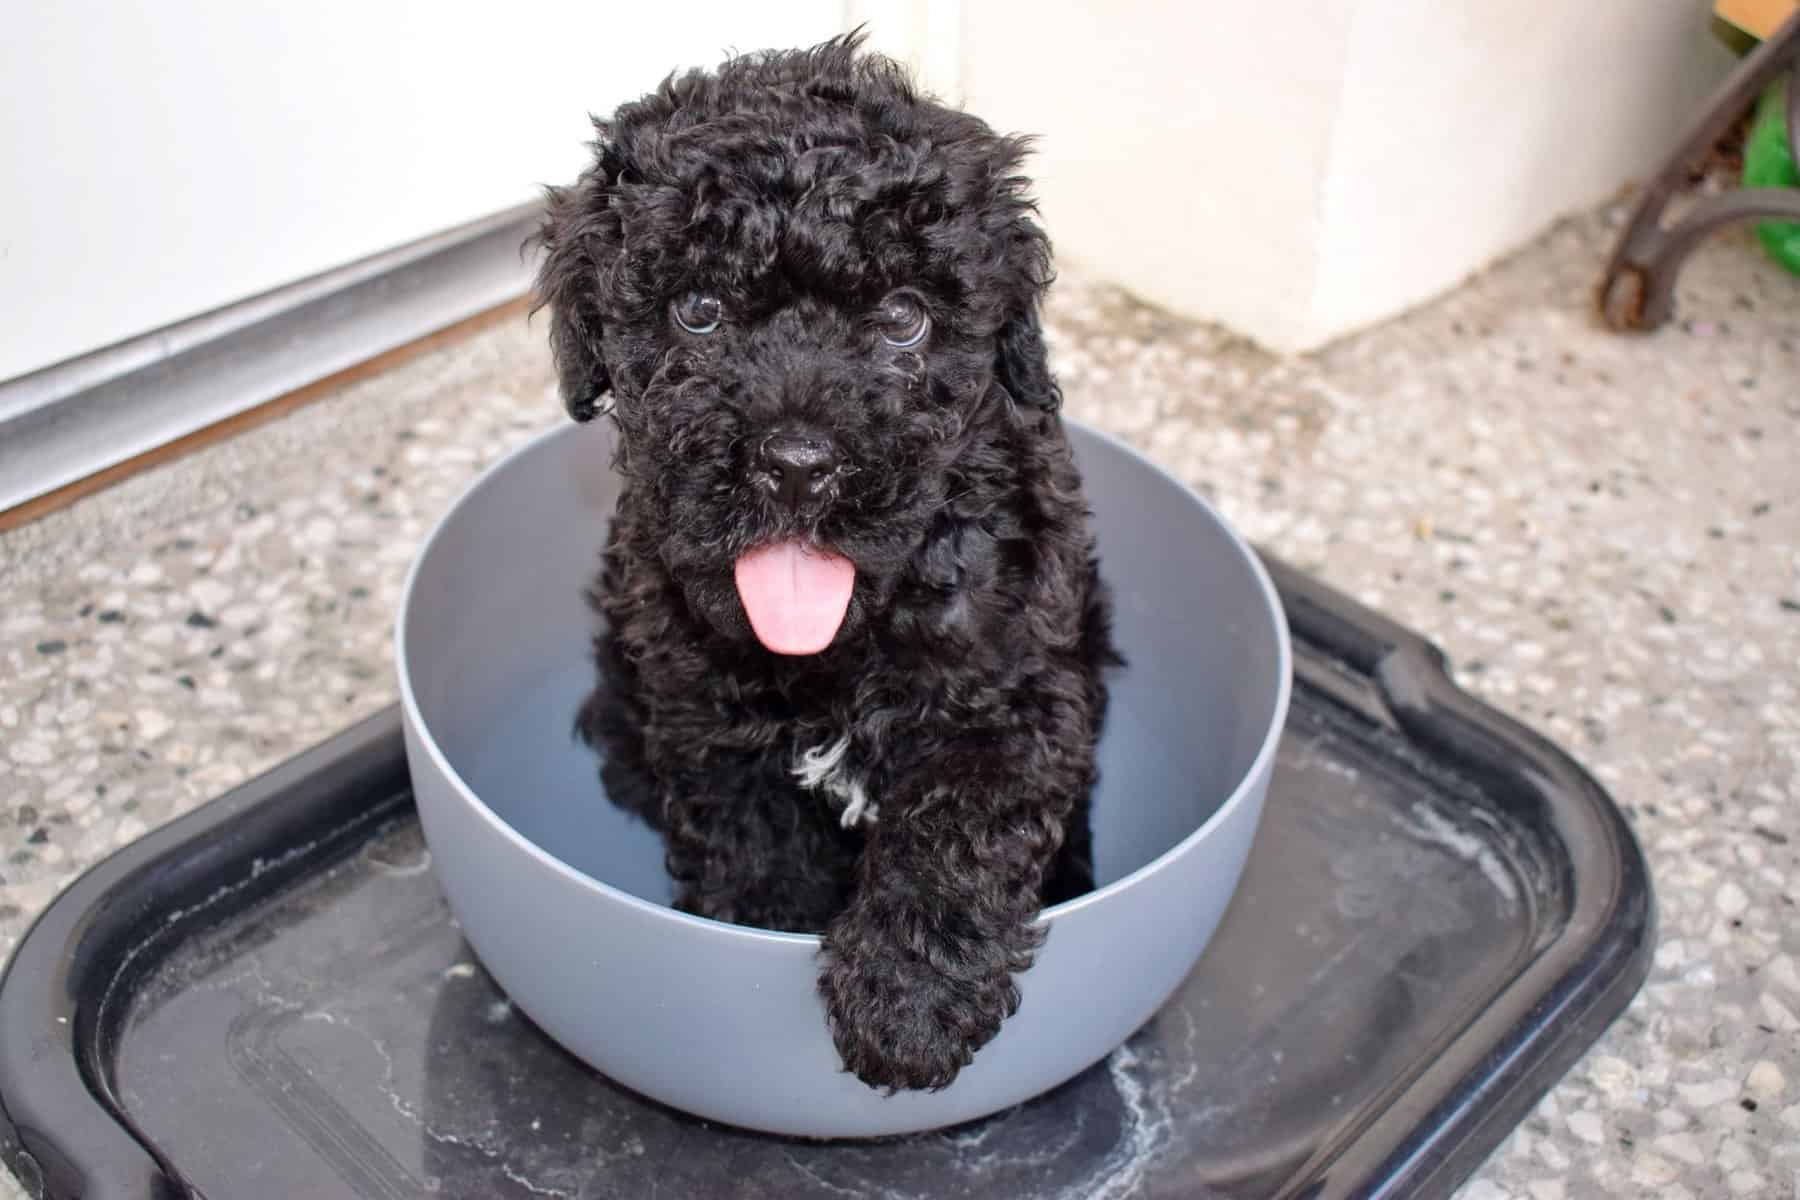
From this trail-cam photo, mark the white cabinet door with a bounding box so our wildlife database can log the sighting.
[0,2,844,381]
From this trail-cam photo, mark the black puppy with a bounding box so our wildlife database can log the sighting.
[533,34,1118,1092]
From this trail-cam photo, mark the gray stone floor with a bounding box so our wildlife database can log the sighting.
[1,203,1796,1199]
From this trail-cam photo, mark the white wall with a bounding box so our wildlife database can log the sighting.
[960,0,1357,351]
[960,0,1733,351]
[1310,0,1732,342]
[0,2,841,381]
[849,0,966,99]
[1,1,1739,376]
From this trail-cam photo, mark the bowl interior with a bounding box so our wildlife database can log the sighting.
[402,420,1286,920]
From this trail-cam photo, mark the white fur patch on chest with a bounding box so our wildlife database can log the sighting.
[793,735,878,828]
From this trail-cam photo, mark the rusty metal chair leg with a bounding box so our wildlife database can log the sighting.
[1598,10,1800,331]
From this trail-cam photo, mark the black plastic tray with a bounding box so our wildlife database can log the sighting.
[0,559,1653,1200]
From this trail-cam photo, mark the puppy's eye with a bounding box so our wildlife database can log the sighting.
[873,293,929,349]
[671,292,723,335]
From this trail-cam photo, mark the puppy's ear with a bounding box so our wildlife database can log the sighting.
[991,188,1062,412]
[995,303,1062,413]
[530,151,619,423]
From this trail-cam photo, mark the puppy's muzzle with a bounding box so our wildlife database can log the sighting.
[756,431,841,511]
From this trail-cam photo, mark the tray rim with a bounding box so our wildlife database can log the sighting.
[0,556,1655,1200]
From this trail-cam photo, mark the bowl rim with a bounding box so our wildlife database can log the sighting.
[395,417,1293,949]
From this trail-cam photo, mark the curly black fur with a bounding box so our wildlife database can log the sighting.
[532,33,1119,1093]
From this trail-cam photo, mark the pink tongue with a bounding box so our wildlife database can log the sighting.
[733,540,856,655]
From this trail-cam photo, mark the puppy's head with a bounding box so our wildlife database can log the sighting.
[533,33,1060,655]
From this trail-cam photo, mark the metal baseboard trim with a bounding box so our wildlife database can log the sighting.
[0,202,543,514]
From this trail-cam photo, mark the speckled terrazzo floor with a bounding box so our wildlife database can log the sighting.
[2,203,1797,1200]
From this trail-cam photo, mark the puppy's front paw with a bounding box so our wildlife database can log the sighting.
[818,929,1020,1092]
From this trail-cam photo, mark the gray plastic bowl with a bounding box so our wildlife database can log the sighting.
[396,418,1291,1139]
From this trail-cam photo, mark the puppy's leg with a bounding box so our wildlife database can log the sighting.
[576,607,666,828]
[818,724,1090,1091]
[1044,580,1116,904]
[1042,796,1095,905]
[661,752,859,933]
[577,680,661,831]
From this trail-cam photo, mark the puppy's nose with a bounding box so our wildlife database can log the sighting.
[757,432,840,509]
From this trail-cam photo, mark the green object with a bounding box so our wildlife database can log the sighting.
[1743,81,1800,276]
